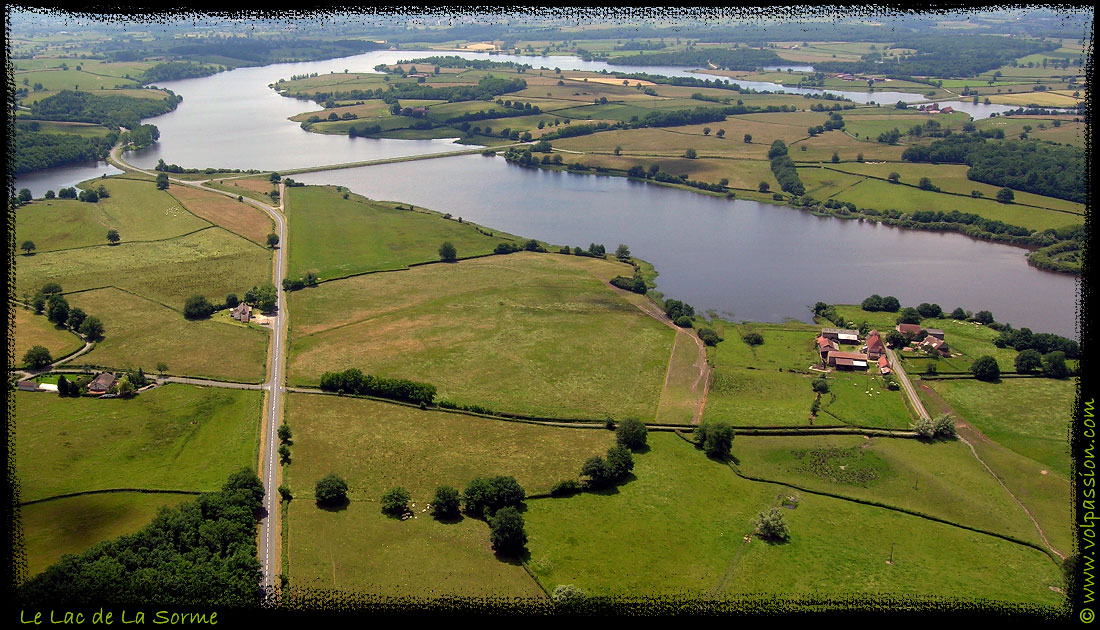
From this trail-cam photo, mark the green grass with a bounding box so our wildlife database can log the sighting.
[15,120,113,137]
[655,330,705,425]
[733,434,1043,545]
[15,177,212,253]
[285,185,518,281]
[923,378,1074,478]
[12,307,85,368]
[19,493,192,579]
[818,371,914,429]
[704,368,817,427]
[289,253,674,419]
[522,432,1062,603]
[15,384,261,502]
[66,287,269,383]
[282,393,615,596]
[17,227,271,310]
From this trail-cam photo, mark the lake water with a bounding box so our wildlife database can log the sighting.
[21,50,1079,337]
[14,161,123,199]
[292,155,1079,338]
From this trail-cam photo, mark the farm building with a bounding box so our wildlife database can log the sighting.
[88,372,117,395]
[821,327,860,344]
[921,336,951,357]
[827,350,869,371]
[231,302,253,323]
[896,323,923,336]
[816,335,839,362]
[925,328,945,340]
[878,355,892,375]
[17,380,39,392]
[865,330,886,360]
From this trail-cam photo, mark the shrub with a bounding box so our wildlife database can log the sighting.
[551,584,586,605]
[694,422,734,460]
[1042,351,1069,379]
[752,507,790,542]
[742,332,763,346]
[932,414,957,438]
[314,473,349,506]
[438,241,457,262]
[616,418,648,450]
[23,345,52,369]
[971,356,1001,381]
[697,327,721,346]
[183,295,214,320]
[675,315,693,328]
[550,480,582,497]
[381,487,411,516]
[489,507,527,555]
[463,476,524,518]
[1015,349,1042,374]
[431,486,461,519]
[811,377,829,394]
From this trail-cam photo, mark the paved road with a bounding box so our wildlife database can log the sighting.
[110,145,289,596]
[884,347,930,421]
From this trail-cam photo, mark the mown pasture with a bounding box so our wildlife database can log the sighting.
[288,252,674,420]
[12,308,85,369]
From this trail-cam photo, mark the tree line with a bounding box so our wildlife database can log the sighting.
[901,135,1084,203]
[29,89,183,130]
[768,140,805,196]
[17,469,263,607]
[14,130,118,174]
[319,368,437,405]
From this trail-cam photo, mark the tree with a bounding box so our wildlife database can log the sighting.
[896,307,922,325]
[381,487,411,516]
[758,181,771,193]
[115,375,136,398]
[880,296,900,312]
[616,418,648,451]
[21,240,35,255]
[489,507,527,555]
[254,283,278,313]
[279,485,293,502]
[439,241,457,262]
[581,455,614,488]
[887,172,900,183]
[716,129,725,138]
[752,507,790,542]
[742,332,764,346]
[431,486,461,519]
[18,188,33,203]
[916,303,943,319]
[684,148,697,159]
[277,424,292,443]
[996,187,1015,204]
[79,316,104,340]
[155,173,169,190]
[106,229,120,245]
[932,414,957,438]
[697,327,721,346]
[267,233,279,248]
[22,345,52,369]
[183,295,215,320]
[315,473,349,506]
[971,355,1001,382]
[463,477,494,518]
[974,310,995,325]
[226,293,239,308]
[885,330,908,348]
[831,151,840,163]
[156,361,168,375]
[66,307,86,331]
[1014,349,1042,374]
[950,307,967,320]
[918,177,937,191]
[694,422,734,460]
[743,133,752,143]
[606,445,635,480]
[613,145,622,156]
[1042,351,1069,379]
[615,244,631,261]
[811,377,829,394]
[57,375,72,397]
[47,295,70,325]
[861,294,883,311]
[551,584,586,606]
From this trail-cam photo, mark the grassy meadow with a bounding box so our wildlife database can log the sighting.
[65,288,268,382]
[15,384,261,502]
[285,185,518,281]
[522,432,1062,604]
[289,252,674,419]
[282,393,615,596]
[12,308,85,368]
[167,184,275,246]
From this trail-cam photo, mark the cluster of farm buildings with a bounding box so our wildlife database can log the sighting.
[815,324,950,374]
[17,371,119,396]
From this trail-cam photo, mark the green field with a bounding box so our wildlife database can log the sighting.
[922,377,1074,478]
[66,287,269,382]
[289,252,675,419]
[523,432,1062,603]
[17,227,271,310]
[285,185,519,281]
[19,492,192,579]
[282,393,615,596]
[12,307,85,369]
[15,384,261,502]
[818,370,914,429]
[733,434,1043,545]
[15,177,212,253]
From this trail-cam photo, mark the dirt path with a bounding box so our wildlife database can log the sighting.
[604,281,711,425]
[918,381,1066,560]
